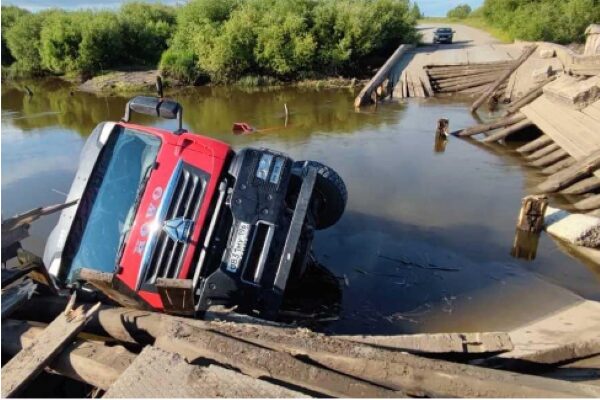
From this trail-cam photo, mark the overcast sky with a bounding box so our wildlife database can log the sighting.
[5,0,484,17]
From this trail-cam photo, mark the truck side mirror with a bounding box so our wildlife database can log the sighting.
[122,96,185,134]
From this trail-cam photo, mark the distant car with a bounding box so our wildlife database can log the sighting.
[433,27,454,44]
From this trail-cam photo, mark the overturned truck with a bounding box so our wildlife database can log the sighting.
[43,93,347,320]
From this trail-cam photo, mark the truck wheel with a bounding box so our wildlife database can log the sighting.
[292,161,347,230]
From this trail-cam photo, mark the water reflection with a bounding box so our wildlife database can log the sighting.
[2,78,599,334]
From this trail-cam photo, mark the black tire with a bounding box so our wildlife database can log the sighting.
[292,161,347,230]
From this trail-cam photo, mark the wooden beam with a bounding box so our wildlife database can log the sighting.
[481,119,534,143]
[542,157,577,175]
[1,296,100,397]
[561,176,600,195]
[525,143,560,160]
[1,320,135,390]
[517,135,553,153]
[355,44,413,107]
[456,113,526,137]
[334,332,513,354]
[528,149,569,168]
[537,150,600,193]
[471,45,538,113]
[574,194,600,211]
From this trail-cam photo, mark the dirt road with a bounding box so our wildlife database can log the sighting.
[418,22,502,47]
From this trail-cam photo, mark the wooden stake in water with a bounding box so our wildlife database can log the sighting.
[511,195,548,260]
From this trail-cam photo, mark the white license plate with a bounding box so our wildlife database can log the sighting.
[226,222,250,273]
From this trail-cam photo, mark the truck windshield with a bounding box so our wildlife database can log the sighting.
[438,28,452,33]
[62,126,160,281]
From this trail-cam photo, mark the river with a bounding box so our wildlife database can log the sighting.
[2,78,599,334]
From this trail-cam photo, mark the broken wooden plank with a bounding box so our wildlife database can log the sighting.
[481,118,534,143]
[16,297,600,398]
[2,319,135,390]
[471,45,537,113]
[75,268,152,310]
[496,300,600,365]
[105,346,305,398]
[335,332,513,354]
[209,319,600,398]
[1,296,100,397]
[155,321,399,398]
[516,135,554,153]
[561,176,600,195]
[537,150,600,193]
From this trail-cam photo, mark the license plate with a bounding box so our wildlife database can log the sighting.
[226,222,250,273]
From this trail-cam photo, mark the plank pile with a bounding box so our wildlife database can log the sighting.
[424,62,513,96]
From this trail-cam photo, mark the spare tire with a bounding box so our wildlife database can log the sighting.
[292,161,347,230]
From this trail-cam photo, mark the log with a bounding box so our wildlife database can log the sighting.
[428,68,509,80]
[355,44,413,107]
[2,319,135,390]
[1,296,100,397]
[15,297,600,398]
[542,157,577,175]
[527,149,569,168]
[471,45,538,113]
[436,74,502,92]
[433,72,502,86]
[516,135,554,153]
[561,176,600,195]
[505,75,558,115]
[481,119,534,143]
[525,143,560,160]
[537,150,600,193]
[574,194,600,211]
[456,113,526,137]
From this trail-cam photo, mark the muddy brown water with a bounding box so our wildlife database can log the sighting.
[2,78,599,334]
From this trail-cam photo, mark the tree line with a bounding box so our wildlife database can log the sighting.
[446,0,599,44]
[1,0,421,84]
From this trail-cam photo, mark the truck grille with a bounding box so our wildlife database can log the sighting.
[143,163,207,287]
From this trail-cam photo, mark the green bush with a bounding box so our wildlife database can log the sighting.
[118,2,176,66]
[447,4,472,19]
[4,11,48,75]
[159,48,201,84]
[1,6,30,65]
[5,0,417,82]
[481,0,600,43]
[39,11,85,74]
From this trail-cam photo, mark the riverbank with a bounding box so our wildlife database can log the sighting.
[31,69,365,95]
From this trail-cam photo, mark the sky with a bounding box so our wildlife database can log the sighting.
[4,0,484,17]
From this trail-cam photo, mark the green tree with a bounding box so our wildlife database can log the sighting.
[118,2,176,66]
[39,11,85,74]
[410,2,422,20]
[447,4,472,19]
[1,6,30,65]
[5,11,48,75]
